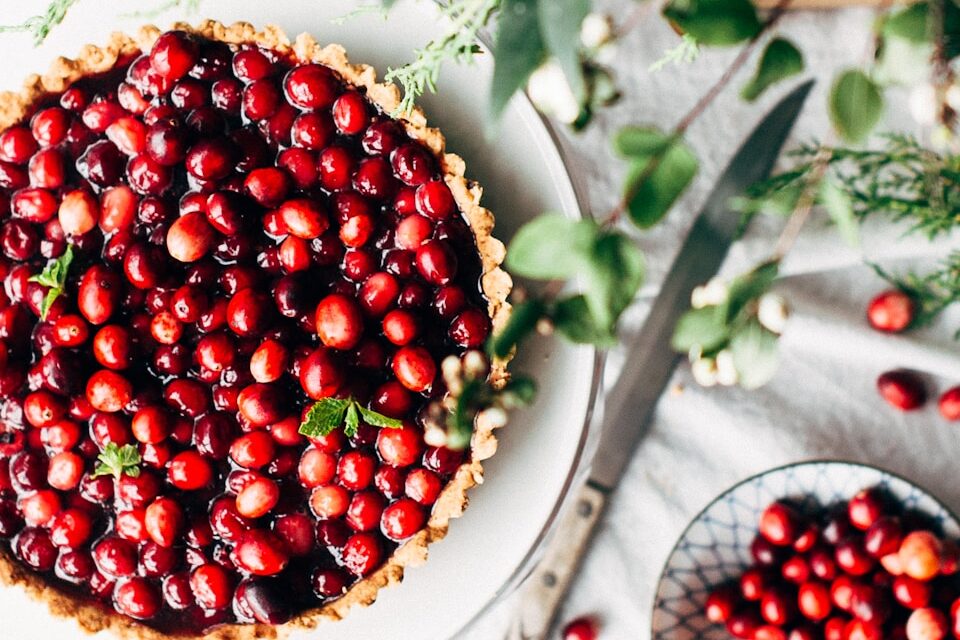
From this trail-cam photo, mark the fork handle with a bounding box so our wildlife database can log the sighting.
[510,481,608,640]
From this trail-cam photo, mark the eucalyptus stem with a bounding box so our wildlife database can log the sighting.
[602,0,794,227]
[772,147,833,259]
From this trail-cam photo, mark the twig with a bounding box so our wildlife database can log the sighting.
[772,146,833,258]
[0,0,78,46]
[602,0,795,227]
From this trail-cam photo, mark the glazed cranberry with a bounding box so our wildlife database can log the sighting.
[235,530,289,576]
[189,563,233,610]
[242,79,281,121]
[414,179,455,219]
[331,91,369,135]
[392,345,436,392]
[391,144,434,186]
[284,63,339,109]
[31,107,71,147]
[276,147,317,189]
[94,536,138,578]
[310,485,350,519]
[345,491,386,532]
[146,120,188,166]
[227,288,273,337]
[739,568,768,601]
[249,338,288,383]
[232,48,274,81]
[342,532,381,577]
[236,477,280,518]
[106,117,147,156]
[1,220,39,260]
[850,583,891,624]
[138,541,179,578]
[47,451,83,491]
[907,607,947,640]
[835,537,875,576]
[354,157,397,200]
[759,586,795,625]
[168,451,213,490]
[450,308,491,348]
[781,555,810,584]
[77,139,124,187]
[235,578,291,625]
[315,293,364,351]
[867,289,914,332]
[415,239,458,286]
[237,384,285,428]
[150,30,199,82]
[899,531,942,581]
[167,211,216,263]
[186,138,235,180]
[86,369,133,412]
[127,153,173,195]
[0,126,38,162]
[12,188,57,222]
[161,571,193,610]
[405,468,442,505]
[376,426,423,468]
[113,577,162,620]
[359,272,401,317]
[271,512,314,557]
[380,498,425,542]
[561,617,597,640]
[726,611,761,639]
[312,567,350,600]
[298,448,337,488]
[318,146,356,191]
[56,549,95,583]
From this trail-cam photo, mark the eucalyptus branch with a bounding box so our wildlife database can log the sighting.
[772,146,834,258]
[0,0,78,46]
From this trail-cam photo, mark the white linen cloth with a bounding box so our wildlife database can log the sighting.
[465,2,960,638]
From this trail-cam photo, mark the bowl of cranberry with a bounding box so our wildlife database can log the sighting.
[651,460,960,640]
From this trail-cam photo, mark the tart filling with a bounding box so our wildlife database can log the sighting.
[0,21,510,638]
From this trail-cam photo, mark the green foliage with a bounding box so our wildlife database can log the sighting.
[829,70,884,144]
[93,443,142,480]
[28,244,74,320]
[488,298,547,358]
[299,397,401,438]
[873,252,960,337]
[818,178,860,247]
[581,232,645,331]
[490,0,547,123]
[729,320,779,389]
[649,34,700,73]
[671,306,730,353]
[741,38,804,103]
[721,260,779,324]
[0,0,78,46]
[504,213,596,279]
[662,0,761,47]
[553,295,618,345]
[538,0,590,102]
[616,127,699,228]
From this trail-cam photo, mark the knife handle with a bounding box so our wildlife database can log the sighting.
[510,481,608,640]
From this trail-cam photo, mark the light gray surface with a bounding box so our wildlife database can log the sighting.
[466,2,960,639]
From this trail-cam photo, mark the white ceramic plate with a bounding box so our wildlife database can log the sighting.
[0,1,600,639]
[652,460,960,639]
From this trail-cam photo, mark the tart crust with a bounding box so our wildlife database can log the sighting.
[0,20,513,640]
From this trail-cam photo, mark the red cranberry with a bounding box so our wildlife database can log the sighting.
[190,563,233,610]
[235,530,289,576]
[415,239,458,285]
[392,345,436,392]
[899,531,942,581]
[227,288,273,337]
[318,146,356,191]
[877,370,927,411]
[562,617,598,640]
[150,31,199,82]
[867,290,914,332]
[380,498,425,542]
[186,138,235,180]
[864,516,902,558]
[906,608,947,640]
[939,386,960,420]
[168,451,213,490]
[284,64,339,110]
[167,211,216,263]
[391,144,434,186]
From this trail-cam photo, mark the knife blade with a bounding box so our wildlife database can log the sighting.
[507,79,814,640]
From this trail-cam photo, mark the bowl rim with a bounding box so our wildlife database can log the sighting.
[649,457,960,636]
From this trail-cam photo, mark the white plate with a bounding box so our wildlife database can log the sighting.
[0,1,600,639]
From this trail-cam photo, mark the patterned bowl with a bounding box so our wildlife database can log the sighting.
[651,460,960,639]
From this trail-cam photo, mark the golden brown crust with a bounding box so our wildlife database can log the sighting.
[0,20,513,640]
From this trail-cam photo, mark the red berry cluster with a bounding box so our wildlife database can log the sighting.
[705,488,960,640]
[0,29,490,633]
[866,290,960,418]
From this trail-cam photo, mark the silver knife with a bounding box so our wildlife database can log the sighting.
[506,80,815,640]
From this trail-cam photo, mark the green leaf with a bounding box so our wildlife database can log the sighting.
[488,298,546,358]
[614,126,675,158]
[501,377,537,405]
[729,320,780,389]
[741,38,804,103]
[883,4,929,43]
[93,443,142,479]
[537,0,590,102]
[490,0,547,123]
[622,139,699,229]
[552,295,617,346]
[448,378,483,450]
[505,213,597,280]
[819,178,860,247]
[829,70,884,144]
[344,402,360,437]
[671,306,730,353]
[581,232,645,331]
[722,260,779,323]
[663,0,761,46]
[298,398,351,438]
[28,244,74,320]
[357,405,403,429]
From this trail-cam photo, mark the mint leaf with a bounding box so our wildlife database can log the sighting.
[490,0,546,123]
[357,406,403,429]
[28,244,74,320]
[741,38,804,103]
[829,70,884,144]
[93,443,141,479]
[298,398,351,438]
[344,402,360,437]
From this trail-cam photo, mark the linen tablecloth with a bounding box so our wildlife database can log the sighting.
[465,2,960,638]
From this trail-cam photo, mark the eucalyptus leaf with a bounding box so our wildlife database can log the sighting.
[537,0,589,102]
[663,0,761,47]
[729,320,780,389]
[829,70,884,144]
[488,298,546,358]
[581,232,645,330]
[623,139,699,229]
[671,306,730,354]
[614,126,674,158]
[722,260,779,324]
[819,178,860,248]
[490,0,546,123]
[505,213,597,279]
[552,295,618,346]
[741,38,804,103]
[883,4,929,43]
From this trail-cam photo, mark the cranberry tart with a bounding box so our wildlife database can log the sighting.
[0,21,511,639]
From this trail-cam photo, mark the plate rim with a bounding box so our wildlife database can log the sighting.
[649,457,960,635]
